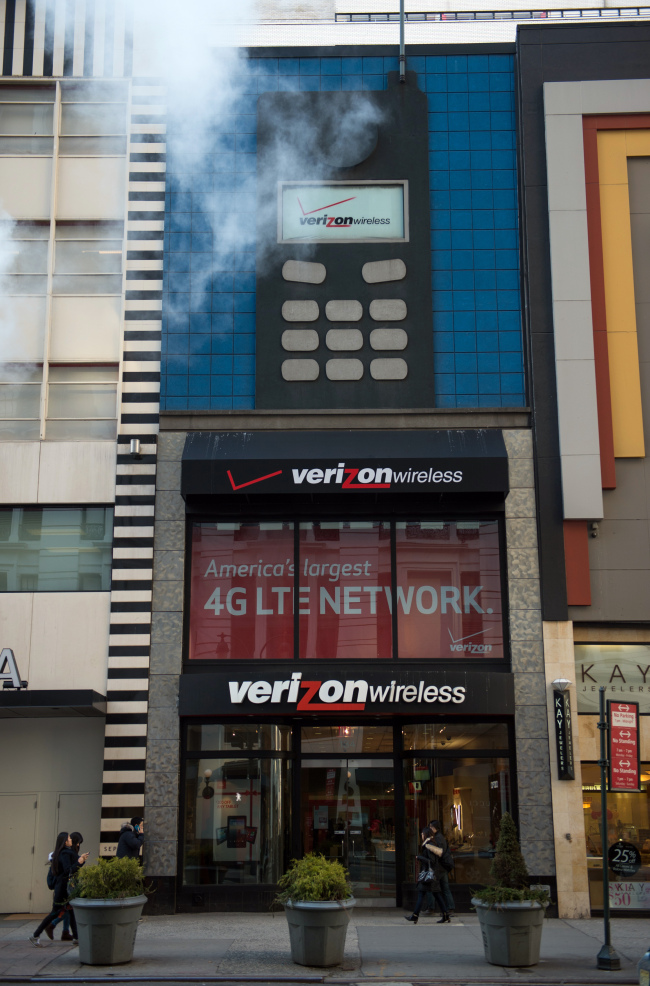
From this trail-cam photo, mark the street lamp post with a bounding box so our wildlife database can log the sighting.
[596,685,621,971]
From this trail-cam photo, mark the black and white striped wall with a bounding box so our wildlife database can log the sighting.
[101,77,164,852]
[1,0,134,78]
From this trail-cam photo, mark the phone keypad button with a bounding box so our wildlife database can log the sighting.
[282,260,326,284]
[282,359,320,381]
[325,299,363,322]
[370,358,408,380]
[282,329,319,352]
[362,259,406,283]
[326,329,363,351]
[369,299,407,321]
[326,358,364,380]
[282,300,319,322]
[370,328,408,351]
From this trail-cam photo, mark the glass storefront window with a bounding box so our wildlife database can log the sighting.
[301,725,393,754]
[395,521,503,659]
[0,506,113,590]
[403,722,509,751]
[189,522,295,660]
[299,522,391,660]
[187,723,291,752]
[404,755,510,886]
[182,756,291,886]
[575,643,650,713]
[189,518,505,661]
[582,763,650,911]
[301,757,396,899]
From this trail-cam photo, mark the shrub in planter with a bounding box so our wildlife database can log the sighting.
[472,813,550,968]
[70,858,149,966]
[276,854,355,968]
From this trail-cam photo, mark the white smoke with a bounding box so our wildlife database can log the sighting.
[132,0,384,285]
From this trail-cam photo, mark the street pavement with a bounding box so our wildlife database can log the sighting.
[1,909,648,983]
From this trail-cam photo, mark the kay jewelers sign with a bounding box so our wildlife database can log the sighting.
[279,182,407,242]
[575,644,650,713]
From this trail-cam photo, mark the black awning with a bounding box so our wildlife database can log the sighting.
[0,689,106,719]
[181,429,508,497]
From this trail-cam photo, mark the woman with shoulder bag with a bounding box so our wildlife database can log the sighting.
[29,832,89,947]
[405,827,450,925]
[426,819,455,916]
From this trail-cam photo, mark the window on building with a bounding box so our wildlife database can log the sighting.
[46,364,118,440]
[0,364,42,440]
[0,506,113,591]
[0,80,126,441]
[182,722,292,887]
[189,519,505,660]
[582,762,650,912]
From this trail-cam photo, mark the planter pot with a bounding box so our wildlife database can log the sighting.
[71,895,147,965]
[284,898,356,967]
[472,898,547,968]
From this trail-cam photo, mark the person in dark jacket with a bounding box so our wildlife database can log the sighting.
[427,818,455,915]
[45,832,84,941]
[29,832,89,946]
[116,817,144,859]
[405,827,450,925]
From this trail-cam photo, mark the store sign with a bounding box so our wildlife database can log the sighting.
[553,689,575,780]
[575,644,650,713]
[179,669,514,717]
[0,648,27,689]
[609,882,650,910]
[181,431,510,497]
[608,841,642,878]
[279,182,406,243]
[608,701,640,792]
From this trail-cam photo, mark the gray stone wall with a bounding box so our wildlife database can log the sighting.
[144,432,185,878]
[144,427,555,882]
[503,429,554,877]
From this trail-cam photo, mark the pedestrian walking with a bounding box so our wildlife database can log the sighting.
[45,832,84,941]
[427,818,455,915]
[29,832,89,947]
[116,816,144,859]
[405,827,450,925]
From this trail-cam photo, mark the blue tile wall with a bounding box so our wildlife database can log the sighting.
[161,52,524,410]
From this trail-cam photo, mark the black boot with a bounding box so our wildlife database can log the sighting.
[437,912,450,923]
[405,913,419,924]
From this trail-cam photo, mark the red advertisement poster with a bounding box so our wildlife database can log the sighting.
[189,522,294,660]
[395,521,503,659]
[298,522,392,660]
[608,701,640,792]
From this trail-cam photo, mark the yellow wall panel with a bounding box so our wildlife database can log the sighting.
[608,332,645,457]
[599,183,636,332]
[597,129,648,458]
[597,131,628,184]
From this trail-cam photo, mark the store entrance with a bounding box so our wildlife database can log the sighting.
[300,757,396,900]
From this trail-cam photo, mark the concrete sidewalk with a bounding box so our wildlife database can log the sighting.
[1,910,648,983]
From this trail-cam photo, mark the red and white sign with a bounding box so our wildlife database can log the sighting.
[608,701,640,792]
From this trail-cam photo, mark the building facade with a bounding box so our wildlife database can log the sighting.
[1,0,649,919]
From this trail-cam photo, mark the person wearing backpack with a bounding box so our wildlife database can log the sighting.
[427,818,455,916]
[404,827,450,925]
[44,832,84,941]
[29,832,89,947]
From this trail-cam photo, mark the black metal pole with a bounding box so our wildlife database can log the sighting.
[399,0,406,82]
[596,686,620,971]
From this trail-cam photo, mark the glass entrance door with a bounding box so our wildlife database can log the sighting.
[300,757,395,899]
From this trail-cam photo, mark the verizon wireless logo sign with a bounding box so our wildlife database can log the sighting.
[180,669,514,717]
[279,182,407,243]
[227,461,464,492]
[229,672,466,710]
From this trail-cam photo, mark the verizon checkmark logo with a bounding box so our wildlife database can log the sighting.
[227,469,282,491]
[297,195,356,216]
[297,194,356,228]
